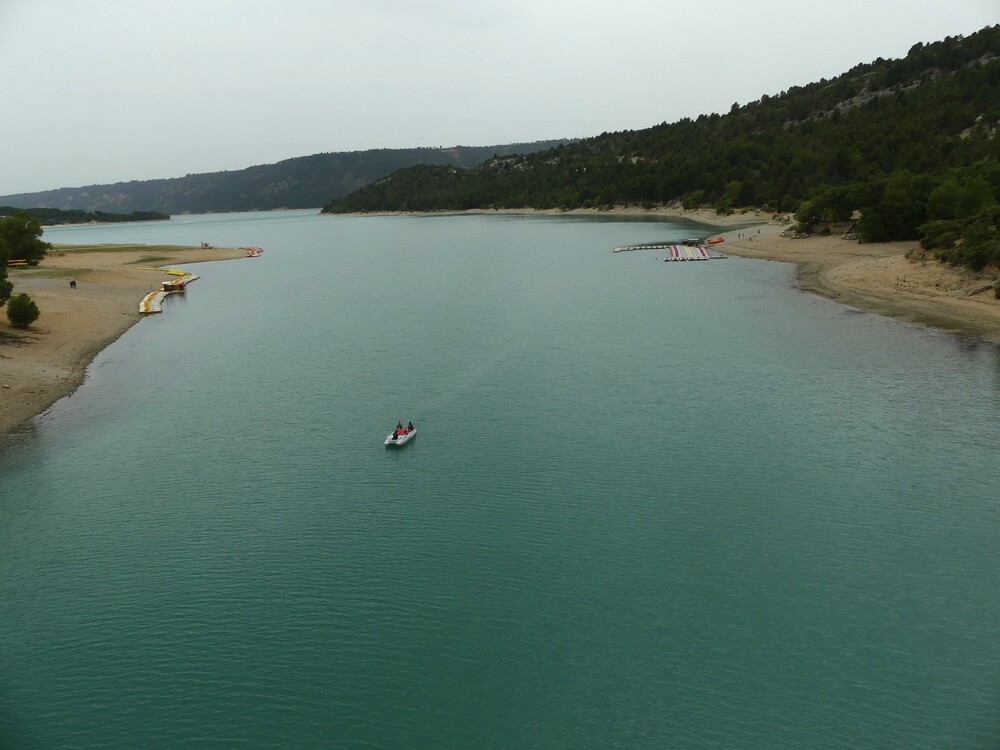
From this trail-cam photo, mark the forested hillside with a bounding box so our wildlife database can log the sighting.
[0,141,569,215]
[324,26,1000,269]
[0,206,168,225]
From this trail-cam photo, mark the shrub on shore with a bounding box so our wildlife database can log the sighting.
[931,208,1000,271]
[6,293,40,328]
[0,214,50,266]
[919,219,962,251]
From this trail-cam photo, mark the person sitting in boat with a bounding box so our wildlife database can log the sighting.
[396,421,403,431]
[407,422,414,431]
[391,429,399,440]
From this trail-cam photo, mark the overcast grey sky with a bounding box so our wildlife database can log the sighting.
[1,0,997,196]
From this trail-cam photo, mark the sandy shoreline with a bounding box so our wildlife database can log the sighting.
[337,204,1000,341]
[0,244,246,436]
[3,210,999,436]
[705,213,1000,344]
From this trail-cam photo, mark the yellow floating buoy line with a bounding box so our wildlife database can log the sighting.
[137,246,264,315]
[135,267,189,275]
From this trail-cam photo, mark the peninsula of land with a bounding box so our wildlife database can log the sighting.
[0,244,245,436]
[2,214,999,436]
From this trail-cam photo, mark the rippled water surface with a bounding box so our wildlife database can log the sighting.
[2,211,1000,748]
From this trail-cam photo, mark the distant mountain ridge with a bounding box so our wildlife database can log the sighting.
[0,206,169,225]
[0,141,571,214]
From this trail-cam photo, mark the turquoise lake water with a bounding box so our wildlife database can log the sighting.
[2,210,1000,748]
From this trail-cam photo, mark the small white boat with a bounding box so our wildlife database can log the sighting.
[385,427,417,446]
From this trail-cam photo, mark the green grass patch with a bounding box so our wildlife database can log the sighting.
[130,256,171,265]
[51,243,198,254]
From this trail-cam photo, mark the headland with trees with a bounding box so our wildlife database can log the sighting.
[323,25,1000,274]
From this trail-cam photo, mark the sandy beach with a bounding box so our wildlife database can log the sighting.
[699,210,1000,344]
[0,244,246,435]
[3,211,999,436]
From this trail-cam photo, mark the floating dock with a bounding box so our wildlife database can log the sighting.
[139,290,168,314]
[137,247,261,314]
[139,273,199,314]
[613,243,726,261]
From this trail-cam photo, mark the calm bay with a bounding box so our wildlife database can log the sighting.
[2,210,999,748]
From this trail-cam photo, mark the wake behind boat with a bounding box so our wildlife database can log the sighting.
[385,421,417,447]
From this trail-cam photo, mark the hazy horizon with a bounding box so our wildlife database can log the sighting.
[2,0,997,195]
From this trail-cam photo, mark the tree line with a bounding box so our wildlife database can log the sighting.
[0,213,48,327]
[0,207,169,225]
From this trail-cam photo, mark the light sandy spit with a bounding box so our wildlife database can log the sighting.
[0,245,246,436]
